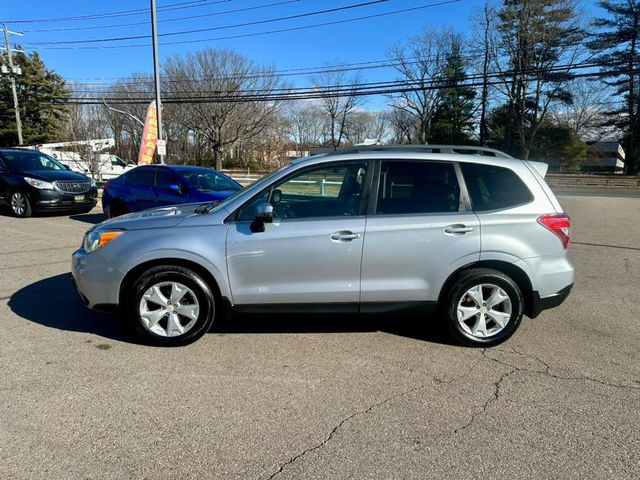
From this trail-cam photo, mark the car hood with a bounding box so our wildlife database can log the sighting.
[14,169,90,182]
[98,203,208,230]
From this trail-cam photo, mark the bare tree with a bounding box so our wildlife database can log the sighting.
[551,79,617,141]
[310,69,361,149]
[163,48,287,170]
[469,2,499,145]
[387,28,452,144]
[345,110,390,144]
[388,108,418,144]
[104,73,154,162]
[286,101,325,150]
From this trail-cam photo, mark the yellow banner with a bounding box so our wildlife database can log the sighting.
[138,101,158,165]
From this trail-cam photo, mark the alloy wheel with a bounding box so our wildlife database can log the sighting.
[11,192,26,216]
[138,281,200,337]
[456,283,512,339]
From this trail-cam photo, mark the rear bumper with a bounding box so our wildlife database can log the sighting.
[529,283,573,318]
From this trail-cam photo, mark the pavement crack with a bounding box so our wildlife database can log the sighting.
[454,352,516,434]
[265,382,429,479]
[484,347,640,392]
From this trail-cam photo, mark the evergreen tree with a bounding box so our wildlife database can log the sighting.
[0,51,70,146]
[588,0,640,174]
[495,0,584,159]
[429,38,477,144]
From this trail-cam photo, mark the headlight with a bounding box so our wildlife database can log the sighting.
[24,177,54,190]
[83,230,125,253]
[90,178,96,187]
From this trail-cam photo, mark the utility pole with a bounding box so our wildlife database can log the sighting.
[2,25,23,145]
[150,0,164,164]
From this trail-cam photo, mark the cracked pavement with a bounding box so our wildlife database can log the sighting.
[1,193,639,479]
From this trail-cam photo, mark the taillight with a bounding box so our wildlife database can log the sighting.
[537,214,570,249]
[103,181,111,189]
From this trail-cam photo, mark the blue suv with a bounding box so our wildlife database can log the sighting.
[102,165,242,218]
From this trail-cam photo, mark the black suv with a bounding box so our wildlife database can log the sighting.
[0,149,98,217]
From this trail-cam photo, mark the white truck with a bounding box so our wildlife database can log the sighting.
[26,139,136,181]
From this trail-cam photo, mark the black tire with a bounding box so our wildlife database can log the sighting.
[109,200,127,218]
[123,266,216,347]
[443,268,524,347]
[10,190,32,218]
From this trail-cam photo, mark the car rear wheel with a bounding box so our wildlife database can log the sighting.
[444,268,523,347]
[10,191,32,218]
[109,200,127,218]
[123,266,215,346]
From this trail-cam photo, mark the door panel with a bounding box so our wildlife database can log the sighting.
[361,213,480,302]
[226,217,365,306]
[361,160,480,303]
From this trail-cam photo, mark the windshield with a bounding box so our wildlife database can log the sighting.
[180,168,242,192]
[2,151,67,172]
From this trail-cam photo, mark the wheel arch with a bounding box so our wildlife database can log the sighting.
[438,260,535,317]
[119,258,224,312]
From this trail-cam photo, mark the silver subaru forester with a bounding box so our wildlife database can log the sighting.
[72,145,574,347]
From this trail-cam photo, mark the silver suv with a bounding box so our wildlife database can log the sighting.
[72,146,574,347]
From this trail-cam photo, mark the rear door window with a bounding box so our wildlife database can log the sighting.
[375,161,461,215]
[126,168,155,188]
[460,163,533,212]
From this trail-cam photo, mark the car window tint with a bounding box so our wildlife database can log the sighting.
[236,162,367,221]
[376,161,460,215]
[180,169,240,192]
[156,170,180,190]
[460,163,533,211]
[126,168,155,187]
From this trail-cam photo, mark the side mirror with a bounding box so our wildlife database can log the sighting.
[64,165,71,170]
[168,183,182,195]
[250,203,274,233]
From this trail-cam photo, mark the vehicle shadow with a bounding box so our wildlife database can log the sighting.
[8,272,129,342]
[69,213,105,224]
[214,312,455,346]
[11,273,456,347]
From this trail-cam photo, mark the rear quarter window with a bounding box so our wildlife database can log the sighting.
[461,163,533,212]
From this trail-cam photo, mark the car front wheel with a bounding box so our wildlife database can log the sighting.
[124,266,215,346]
[10,191,32,218]
[444,268,524,347]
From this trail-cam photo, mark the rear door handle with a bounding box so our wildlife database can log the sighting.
[444,224,474,235]
[330,231,361,242]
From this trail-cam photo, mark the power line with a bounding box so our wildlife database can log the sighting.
[24,0,390,46]
[22,0,300,33]
[0,0,230,24]
[64,60,624,104]
[26,0,463,50]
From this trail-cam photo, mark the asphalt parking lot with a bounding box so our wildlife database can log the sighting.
[1,192,639,480]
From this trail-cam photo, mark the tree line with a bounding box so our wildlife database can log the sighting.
[1,0,639,173]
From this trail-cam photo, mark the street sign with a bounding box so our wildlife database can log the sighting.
[157,139,166,156]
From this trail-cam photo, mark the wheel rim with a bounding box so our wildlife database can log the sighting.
[456,283,512,339]
[138,281,200,337]
[11,192,26,215]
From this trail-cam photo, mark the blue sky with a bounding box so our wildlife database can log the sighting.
[3,0,602,108]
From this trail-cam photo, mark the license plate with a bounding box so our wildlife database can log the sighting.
[74,195,85,203]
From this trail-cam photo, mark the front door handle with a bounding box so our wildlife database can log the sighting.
[330,231,361,242]
[444,224,474,235]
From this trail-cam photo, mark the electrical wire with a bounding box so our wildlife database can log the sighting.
[0,0,230,24]
[21,0,300,33]
[62,62,630,105]
[24,0,463,50]
[24,0,390,46]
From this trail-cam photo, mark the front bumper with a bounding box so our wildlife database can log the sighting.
[32,187,98,212]
[71,248,123,312]
[529,283,573,318]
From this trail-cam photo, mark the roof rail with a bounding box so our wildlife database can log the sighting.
[326,144,513,159]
